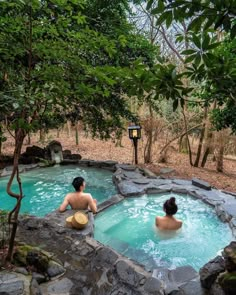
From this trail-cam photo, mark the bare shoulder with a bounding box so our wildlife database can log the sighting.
[177,219,183,228]
[82,193,93,199]
[65,192,74,199]
[156,216,164,221]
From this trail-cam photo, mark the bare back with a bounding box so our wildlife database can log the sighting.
[59,191,97,213]
[156,216,182,231]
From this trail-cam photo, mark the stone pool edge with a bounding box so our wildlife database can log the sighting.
[2,160,236,295]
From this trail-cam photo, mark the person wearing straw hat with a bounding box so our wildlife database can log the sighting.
[59,177,97,213]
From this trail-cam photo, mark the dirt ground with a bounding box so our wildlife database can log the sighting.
[2,129,236,193]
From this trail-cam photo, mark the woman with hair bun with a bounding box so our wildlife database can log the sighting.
[155,197,182,230]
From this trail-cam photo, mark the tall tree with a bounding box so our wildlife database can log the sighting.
[1,0,155,262]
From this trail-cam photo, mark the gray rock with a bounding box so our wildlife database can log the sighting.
[97,194,124,212]
[77,159,90,166]
[220,201,236,220]
[133,178,150,185]
[13,267,29,276]
[30,278,42,295]
[32,272,47,284]
[230,218,236,237]
[101,160,118,167]
[160,168,175,174]
[209,281,225,295]
[46,261,65,278]
[0,273,18,282]
[201,190,224,204]
[199,256,225,289]
[172,180,192,186]
[143,277,164,294]
[140,168,157,178]
[179,278,206,295]
[0,281,24,295]
[117,180,146,196]
[40,277,73,295]
[116,164,137,171]
[94,247,119,268]
[152,268,180,295]
[88,160,102,167]
[169,266,198,286]
[123,171,144,179]
[115,260,146,287]
[192,178,211,191]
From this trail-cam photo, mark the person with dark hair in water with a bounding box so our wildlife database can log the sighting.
[155,197,182,230]
[59,177,97,213]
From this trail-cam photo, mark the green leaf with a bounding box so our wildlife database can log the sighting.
[182,49,196,55]
[230,24,236,39]
[151,0,164,14]
[185,54,196,64]
[173,99,179,111]
[194,53,201,67]
[192,34,201,49]
[202,34,210,50]
[207,42,221,50]
[146,0,154,11]
[188,16,204,32]
[166,12,173,28]
[156,11,171,26]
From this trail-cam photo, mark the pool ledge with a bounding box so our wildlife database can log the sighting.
[5,162,236,294]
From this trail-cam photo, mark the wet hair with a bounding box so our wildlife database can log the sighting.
[163,197,178,215]
[72,177,85,192]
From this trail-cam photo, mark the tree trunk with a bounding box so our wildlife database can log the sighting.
[201,131,213,167]
[27,132,31,145]
[216,146,224,172]
[201,147,210,168]
[67,120,71,138]
[144,106,153,163]
[179,135,188,153]
[194,106,208,167]
[75,122,79,146]
[159,124,202,156]
[5,128,25,263]
[0,125,3,155]
[39,129,45,142]
[57,128,60,138]
[182,110,193,166]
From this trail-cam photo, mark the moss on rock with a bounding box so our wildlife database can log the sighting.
[218,271,236,295]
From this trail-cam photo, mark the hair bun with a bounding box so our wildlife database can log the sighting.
[169,197,176,204]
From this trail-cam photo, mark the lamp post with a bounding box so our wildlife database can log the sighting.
[128,125,141,164]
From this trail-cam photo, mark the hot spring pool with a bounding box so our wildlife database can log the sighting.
[94,193,233,270]
[0,165,116,216]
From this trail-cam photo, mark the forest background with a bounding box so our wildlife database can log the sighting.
[0,0,236,261]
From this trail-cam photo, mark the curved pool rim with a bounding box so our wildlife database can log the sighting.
[94,163,236,272]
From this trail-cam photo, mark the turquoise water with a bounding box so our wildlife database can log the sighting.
[0,165,116,216]
[94,194,233,270]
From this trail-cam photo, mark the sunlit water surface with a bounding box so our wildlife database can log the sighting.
[94,194,233,270]
[0,165,116,216]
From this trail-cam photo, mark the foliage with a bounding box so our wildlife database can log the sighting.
[123,59,191,111]
[147,0,236,38]
[0,0,153,140]
[146,0,236,133]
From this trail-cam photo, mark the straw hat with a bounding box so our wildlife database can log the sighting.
[71,211,88,229]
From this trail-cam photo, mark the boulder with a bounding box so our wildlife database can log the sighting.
[200,256,225,289]
[22,145,45,158]
[223,241,236,272]
[192,178,211,190]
